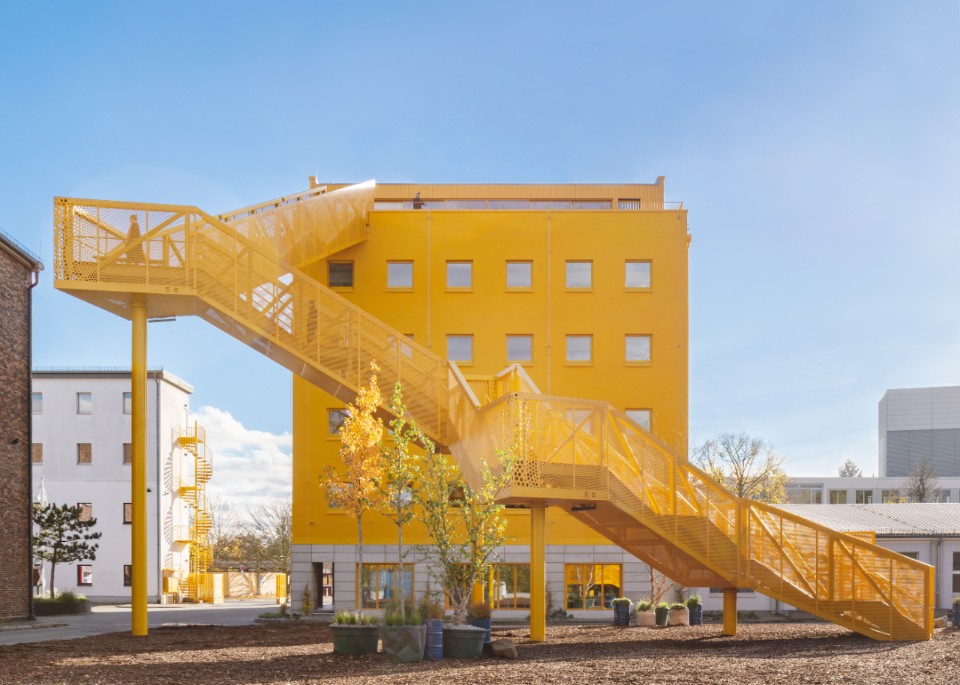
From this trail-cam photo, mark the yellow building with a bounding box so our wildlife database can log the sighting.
[291,179,691,617]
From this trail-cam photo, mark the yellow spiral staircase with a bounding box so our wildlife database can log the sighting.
[53,182,933,640]
[177,422,213,601]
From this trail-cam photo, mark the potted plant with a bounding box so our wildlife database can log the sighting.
[686,594,703,626]
[467,601,493,646]
[420,595,446,661]
[611,597,632,627]
[654,601,670,626]
[442,623,486,659]
[633,599,656,627]
[668,601,690,626]
[330,610,380,655]
[380,598,427,662]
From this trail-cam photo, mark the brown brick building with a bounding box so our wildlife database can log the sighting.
[0,231,42,620]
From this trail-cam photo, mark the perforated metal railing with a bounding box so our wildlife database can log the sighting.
[54,191,933,640]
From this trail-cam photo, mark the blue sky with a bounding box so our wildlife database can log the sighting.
[2,1,958,501]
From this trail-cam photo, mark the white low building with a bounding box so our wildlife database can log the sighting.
[31,368,198,602]
[786,475,960,505]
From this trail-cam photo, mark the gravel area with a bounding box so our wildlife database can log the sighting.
[0,621,955,684]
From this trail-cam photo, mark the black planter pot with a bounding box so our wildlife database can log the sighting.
[953,602,960,629]
[655,606,669,626]
[613,604,631,626]
[688,605,703,626]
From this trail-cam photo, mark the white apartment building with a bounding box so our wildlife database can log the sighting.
[880,386,960,477]
[31,368,198,602]
[786,476,960,505]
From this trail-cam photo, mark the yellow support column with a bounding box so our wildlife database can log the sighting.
[471,582,484,606]
[722,588,737,636]
[529,504,546,642]
[132,303,148,636]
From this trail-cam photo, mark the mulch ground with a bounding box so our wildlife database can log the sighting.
[0,621,955,684]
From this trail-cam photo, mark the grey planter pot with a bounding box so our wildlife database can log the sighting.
[380,624,427,662]
[330,624,380,655]
[442,625,485,658]
[33,600,91,616]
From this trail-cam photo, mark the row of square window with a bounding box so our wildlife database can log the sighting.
[31,443,133,465]
[328,407,652,435]
[329,259,652,290]
[357,562,623,611]
[445,334,653,365]
[40,564,134,587]
[789,487,954,504]
[65,502,133,524]
[31,392,133,415]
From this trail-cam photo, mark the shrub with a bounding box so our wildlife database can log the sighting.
[35,591,87,605]
[419,595,445,621]
[670,602,687,611]
[685,594,702,608]
[383,597,425,626]
[634,599,654,612]
[611,597,632,607]
[467,601,492,619]
[334,610,378,625]
[656,601,670,609]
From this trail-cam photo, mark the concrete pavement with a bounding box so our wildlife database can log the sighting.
[0,599,280,645]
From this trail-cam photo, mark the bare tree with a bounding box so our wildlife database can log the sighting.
[903,456,940,503]
[239,498,293,594]
[208,493,241,566]
[838,458,862,478]
[693,432,788,503]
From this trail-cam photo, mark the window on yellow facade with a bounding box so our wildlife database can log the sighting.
[328,409,349,435]
[565,564,621,609]
[328,261,354,288]
[447,335,474,364]
[506,261,532,289]
[491,564,531,609]
[446,261,473,289]
[506,335,533,363]
[357,563,413,609]
[625,260,651,289]
[625,409,651,431]
[387,261,413,289]
[625,335,651,363]
[565,335,592,363]
[565,261,592,289]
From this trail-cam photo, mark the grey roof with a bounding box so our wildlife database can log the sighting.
[0,228,43,270]
[774,503,960,537]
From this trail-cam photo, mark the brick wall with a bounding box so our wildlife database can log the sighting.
[0,248,34,620]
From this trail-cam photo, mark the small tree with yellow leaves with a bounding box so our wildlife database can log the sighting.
[324,362,384,603]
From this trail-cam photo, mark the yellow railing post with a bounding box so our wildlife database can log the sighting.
[529,504,546,642]
[131,303,148,636]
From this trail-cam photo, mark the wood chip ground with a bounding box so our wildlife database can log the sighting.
[0,622,955,684]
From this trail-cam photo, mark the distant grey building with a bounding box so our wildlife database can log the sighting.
[879,386,960,477]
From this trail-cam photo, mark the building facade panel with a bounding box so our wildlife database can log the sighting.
[880,387,960,477]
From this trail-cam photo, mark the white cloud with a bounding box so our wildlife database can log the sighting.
[190,405,292,514]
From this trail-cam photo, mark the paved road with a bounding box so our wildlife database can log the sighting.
[0,599,281,645]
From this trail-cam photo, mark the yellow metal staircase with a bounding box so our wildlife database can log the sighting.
[177,422,214,601]
[53,183,933,640]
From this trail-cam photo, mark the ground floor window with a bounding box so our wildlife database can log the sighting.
[77,565,93,586]
[565,563,621,609]
[491,564,531,609]
[123,565,132,587]
[954,552,960,594]
[357,563,413,609]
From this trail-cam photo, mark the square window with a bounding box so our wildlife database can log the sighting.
[625,261,651,289]
[387,261,413,289]
[625,335,651,362]
[882,489,902,503]
[565,261,592,289]
[566,335,592,363]
[77,392,92,415]
[506,335,533,363]
[77,564,93,586]
[78,443,92,464]
[357,563,414,610]
[328,409,350,435]
[78,503,93,522]
[329,262,354,288]
[446,261,473,288]
[447,335,474,364]
[506,261,532,289]
[829,490,848,504]
[31,443,43,463]
[564,563,621,610]
[123,503,133,524]
[123,443,132,464]
[31,392,42,414]
[123,392,132,415]
[625,409,651,431]
[123,565,132,587]
[855,489,874,504]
